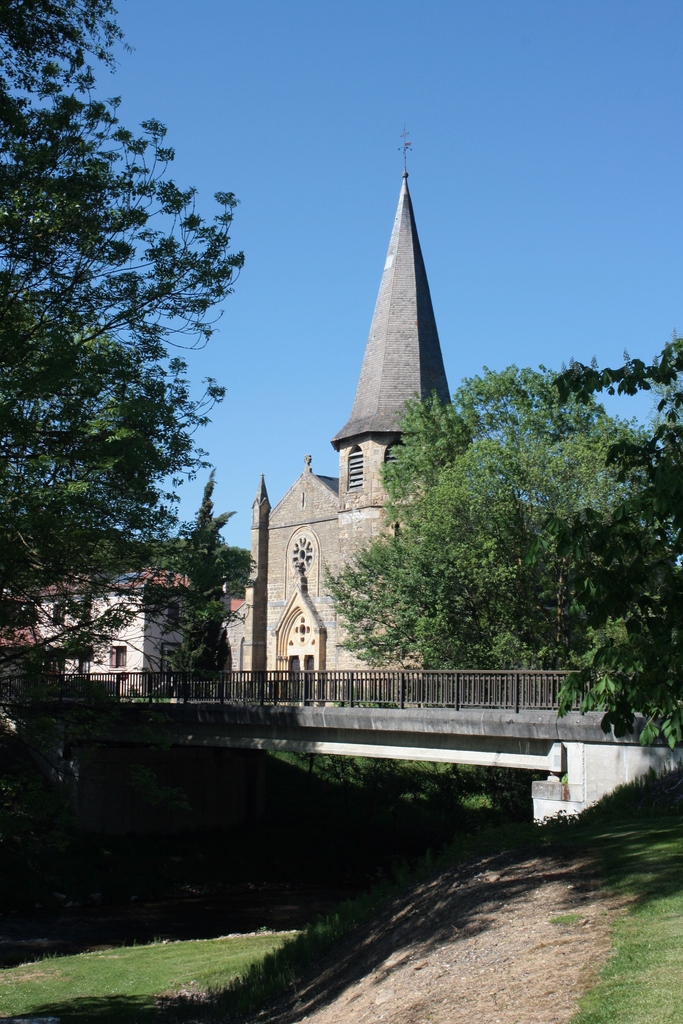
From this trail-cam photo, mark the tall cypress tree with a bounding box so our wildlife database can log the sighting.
[171,473,251,673]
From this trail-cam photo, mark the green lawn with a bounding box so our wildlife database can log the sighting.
[2,811,682,1024]
[572,819,683,1024]
[0,931,291,1023]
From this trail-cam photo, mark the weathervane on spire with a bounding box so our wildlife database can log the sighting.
[400,126,412,174]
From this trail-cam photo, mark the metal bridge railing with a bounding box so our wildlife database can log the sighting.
[0,669,575,711]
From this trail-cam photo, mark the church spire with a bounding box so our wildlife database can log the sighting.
[331,173,450,450]
[252,474,269,508]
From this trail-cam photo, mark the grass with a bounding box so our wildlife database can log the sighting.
[0,822,546,1022]
[199,821,548,1019]
[204,778,683,1023]
[3,729,682,1023]
[199,872,408,1019]
[5,816,681,1024]
[0,932,290,1023]
[569,818,683,1024]
[550,912,583,925]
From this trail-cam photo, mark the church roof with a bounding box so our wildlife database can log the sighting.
[332,173,450,450]
[315,474,339,496]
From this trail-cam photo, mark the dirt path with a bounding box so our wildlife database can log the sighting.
[257,846,624,1024]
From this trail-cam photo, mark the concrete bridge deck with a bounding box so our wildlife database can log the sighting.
[7,671,681,826]
[113,701,680,821]
[148,703,639,771]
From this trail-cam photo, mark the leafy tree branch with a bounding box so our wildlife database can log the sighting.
[330,367,640,672]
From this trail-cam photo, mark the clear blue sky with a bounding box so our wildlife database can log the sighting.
[107,1,683,549]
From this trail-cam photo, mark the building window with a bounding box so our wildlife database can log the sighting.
[294,615,311,642]
[347,446,364,489]
[160,643,178,672]
[46,652,65,673]
[166,602,180,625]
[77,652,92,674]
[292,536,314,576]
[109,646,127,669]
[384,444,399,463]
[52,602,65,625]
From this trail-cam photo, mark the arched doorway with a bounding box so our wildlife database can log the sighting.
[284,610,316,671]
[275,593,327,672]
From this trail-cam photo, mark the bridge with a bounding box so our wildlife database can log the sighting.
[4,670,680,831]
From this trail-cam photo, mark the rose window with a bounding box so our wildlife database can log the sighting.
[292,536,314,576]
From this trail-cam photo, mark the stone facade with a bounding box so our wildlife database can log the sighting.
[231,174,450,672]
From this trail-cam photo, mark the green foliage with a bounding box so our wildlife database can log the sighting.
[330,367,638,669]
[127,764,191,813]
[0,0,122,96]
[0,2,244,668]
[0,716,539,912]
[554,338,683,747]
[290,752,537,824]
[0,725,72,893]
[169,472,251,673]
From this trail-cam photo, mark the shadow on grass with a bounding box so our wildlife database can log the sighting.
[13,994,156,1023]
[575,818,683,904]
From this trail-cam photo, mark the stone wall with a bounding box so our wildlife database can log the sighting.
[266,464,341,670]
[241,436,400,673]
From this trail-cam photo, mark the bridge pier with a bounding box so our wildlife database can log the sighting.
[531,741,681,820]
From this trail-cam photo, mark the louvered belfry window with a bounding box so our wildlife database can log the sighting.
[347,446,364,489]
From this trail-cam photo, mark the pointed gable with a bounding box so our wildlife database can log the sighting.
[269,458,339,529]
[332,173,450,449]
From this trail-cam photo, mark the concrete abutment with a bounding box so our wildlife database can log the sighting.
[532,741,681,820]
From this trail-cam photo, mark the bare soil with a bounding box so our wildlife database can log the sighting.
[256,847,625,1024]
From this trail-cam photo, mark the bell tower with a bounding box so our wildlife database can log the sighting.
[331,171,450,540]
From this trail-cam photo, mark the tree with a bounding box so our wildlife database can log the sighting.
[0,2,244,669]
[329,367,639,670]
[553,337,683,748]
[0,1,122,96]
[169,473,251,673]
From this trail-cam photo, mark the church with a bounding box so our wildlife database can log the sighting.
[231,171,451,672]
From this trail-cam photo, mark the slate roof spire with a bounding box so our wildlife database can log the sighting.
[253,474,269,506]
[332,172,450,450]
